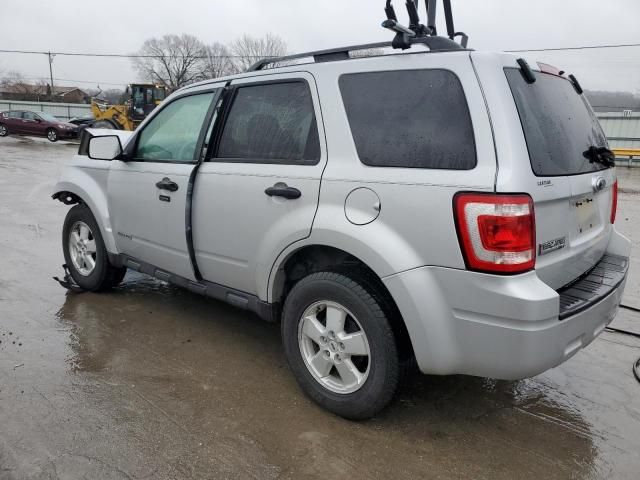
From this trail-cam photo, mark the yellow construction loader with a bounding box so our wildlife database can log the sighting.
[91,84,167,130]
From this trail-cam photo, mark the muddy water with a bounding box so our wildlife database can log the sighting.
[1,135,639,479]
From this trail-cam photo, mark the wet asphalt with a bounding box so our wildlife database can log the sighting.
[1,135,639,479]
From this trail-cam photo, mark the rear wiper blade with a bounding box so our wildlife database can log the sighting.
[583,146,616,168]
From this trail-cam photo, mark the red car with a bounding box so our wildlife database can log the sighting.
[0,110,79,142]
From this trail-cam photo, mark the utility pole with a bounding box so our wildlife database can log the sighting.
[47,51,55,102]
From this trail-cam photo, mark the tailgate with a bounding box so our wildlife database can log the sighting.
[473,53,616,290]
[532,171,615,289]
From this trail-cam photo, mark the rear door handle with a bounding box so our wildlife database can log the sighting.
[265,182,301,200]
[156,177,179,192]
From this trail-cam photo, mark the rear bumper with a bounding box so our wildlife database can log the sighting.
[384,229,631,380]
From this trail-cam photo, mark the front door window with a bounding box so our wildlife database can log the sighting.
[135,92,215,162]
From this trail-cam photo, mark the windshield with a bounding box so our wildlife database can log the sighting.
[37,112,60,122]
[505,68,608,176]
[154,87,166,101]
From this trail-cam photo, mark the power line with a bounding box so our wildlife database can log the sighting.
[22,75,127,87]
[0,48,262,59]
[1,43,639,58]
[506,42,640,53]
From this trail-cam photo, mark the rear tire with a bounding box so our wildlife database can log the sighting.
[62,204,127,292]
[0,123,7,137]
[46,128,58,142]
[282,271,400,420]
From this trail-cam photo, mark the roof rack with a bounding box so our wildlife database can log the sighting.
[248,36,466,72]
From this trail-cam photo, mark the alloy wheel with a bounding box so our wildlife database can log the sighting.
[298,300,371,394]
[68,221,97,276]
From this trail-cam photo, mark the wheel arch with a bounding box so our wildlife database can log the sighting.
[53,180,117,254]
[269,243,415,362]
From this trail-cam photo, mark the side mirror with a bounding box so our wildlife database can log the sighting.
[88,135,123,161]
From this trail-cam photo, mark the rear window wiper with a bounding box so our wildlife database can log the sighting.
[583,146,616,168]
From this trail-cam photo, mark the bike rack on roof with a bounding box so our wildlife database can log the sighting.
[248,0,469,72]
[382,0,468,50]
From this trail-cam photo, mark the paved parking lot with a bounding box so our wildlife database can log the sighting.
[1,135,639,479]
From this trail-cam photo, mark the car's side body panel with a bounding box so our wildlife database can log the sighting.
[264,52,497,301]
[193,71,327,295]
[108,161,197,280]
[53,156,117,253]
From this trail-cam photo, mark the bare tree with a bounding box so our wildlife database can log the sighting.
[1,71,33,94]
[202,42,236,79]
[132,34,206,90]
[230,34,288,72]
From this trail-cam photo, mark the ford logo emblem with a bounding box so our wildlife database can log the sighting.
[593,177,607,192]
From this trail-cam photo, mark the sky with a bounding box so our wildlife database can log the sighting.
[0,0,638,93]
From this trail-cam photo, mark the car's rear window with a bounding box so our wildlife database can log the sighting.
[505,68,608,176]
[339,69,476,170]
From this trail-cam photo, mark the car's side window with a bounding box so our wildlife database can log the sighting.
[22,112,36,120]
[135,92,216,163]
[340,69,477,170]
[215,81,320,165]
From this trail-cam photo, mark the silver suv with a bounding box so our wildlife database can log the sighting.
[53,36,630,419]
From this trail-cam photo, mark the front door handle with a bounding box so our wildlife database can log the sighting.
[156,177,179,192]
[265,182,301,200]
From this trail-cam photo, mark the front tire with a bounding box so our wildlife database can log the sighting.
[62,204,126,291]
[282,272,400,420]
[47,128,58,142]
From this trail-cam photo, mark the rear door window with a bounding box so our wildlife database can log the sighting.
[505,68,608,176]
[215,81,320,165]
[339,69,476,169]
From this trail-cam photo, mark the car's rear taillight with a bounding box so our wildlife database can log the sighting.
[454,193,536,274]
[611,180,618,224]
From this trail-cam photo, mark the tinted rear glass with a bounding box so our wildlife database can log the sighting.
[217,82,320,165]
[505,68,608,176]
[339,69,476,169]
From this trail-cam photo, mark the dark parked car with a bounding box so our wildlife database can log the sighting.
[0,110,79,142]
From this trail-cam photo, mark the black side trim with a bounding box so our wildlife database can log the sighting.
[120,254,278,322]
[558,254,628,320]
[186,86,226,281]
